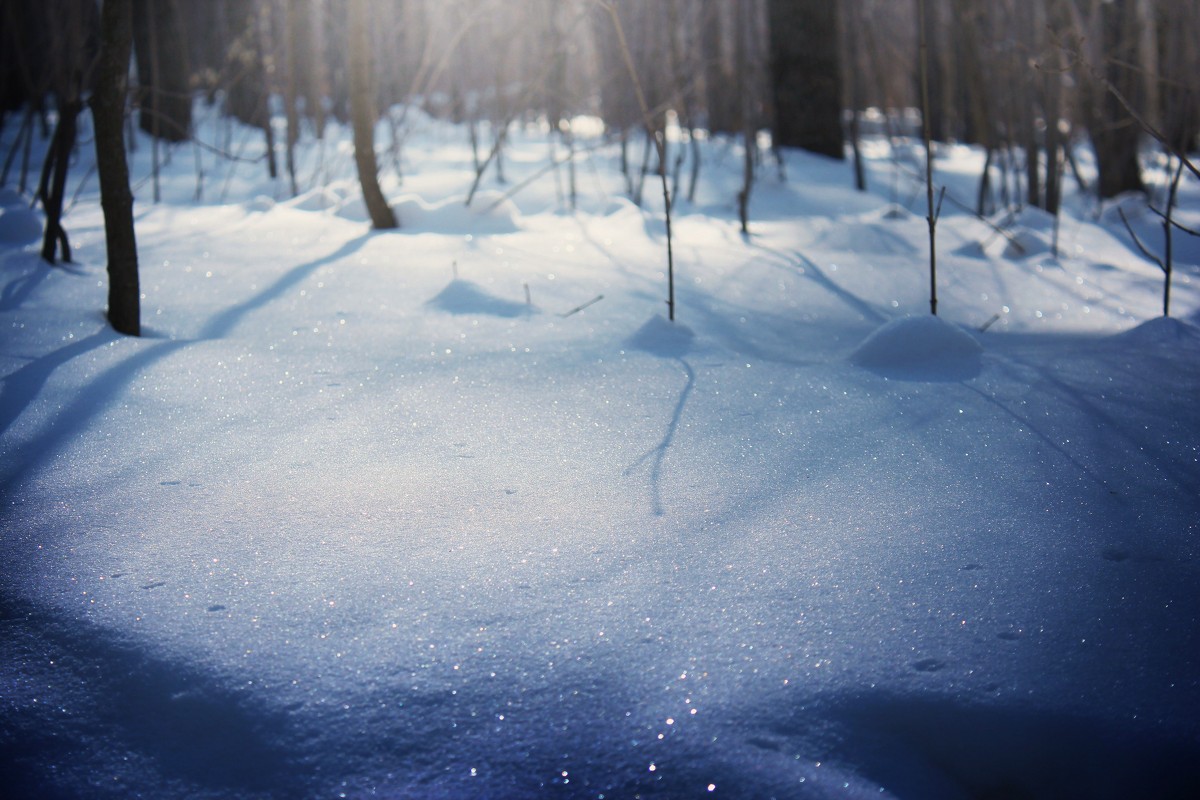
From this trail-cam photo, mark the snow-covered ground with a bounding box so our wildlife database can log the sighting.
[2,106,1199,799]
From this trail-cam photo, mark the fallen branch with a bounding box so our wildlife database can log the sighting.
[560,294,604,317]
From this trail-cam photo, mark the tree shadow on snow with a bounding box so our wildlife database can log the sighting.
[426,278,532,318]
[623,316,696,516]
[0,594,305,799]
[0,234,376,497]
[200,232,373,339]
[0,332,191,496]
[0,251,86,312]
[814,691,1200,800]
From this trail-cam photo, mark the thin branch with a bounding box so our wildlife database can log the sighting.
[1117,207,1164,272]
[1095,72,1200,183]
[482,137,610,214]
[599,0,676,321]
[1147,205,1200,238]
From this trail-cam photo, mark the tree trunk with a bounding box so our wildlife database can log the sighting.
[920,0,951,142]
[132,0,192,142]
[767,0,844,158]
[39,96,80,264]
[348,0,397,230]
[1088,0,1144,199]
[736,0,755,233]
[284,0,302,196]
[1157,1,1200,153]
[92,0,140,336]
[701,0,738,135]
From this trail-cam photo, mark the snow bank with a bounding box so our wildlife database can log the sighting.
[1113,315,1200,346]
[850,314,983,379]
[627,314,695,358]
[0,205,42,246]
[427,278,533,318]
[3,102,1200,800]
[335,191,522,234]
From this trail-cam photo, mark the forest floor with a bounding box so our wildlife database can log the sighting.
[2,107,1200,799]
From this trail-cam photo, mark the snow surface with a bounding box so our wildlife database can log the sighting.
[3,105,1200,799]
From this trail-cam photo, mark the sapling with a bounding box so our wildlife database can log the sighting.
[1118,156,1197,318]
[917,0,942,316]
[601,0,677,322]
[736,0,754,236]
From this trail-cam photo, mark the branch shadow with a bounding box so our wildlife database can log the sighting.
[622,317,696,516]
[982,345,1200,496]
[751,242,889,325]
[2,234,376,495]
[0,252,85,312]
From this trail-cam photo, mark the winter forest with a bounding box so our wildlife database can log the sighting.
[2,0,1199,798]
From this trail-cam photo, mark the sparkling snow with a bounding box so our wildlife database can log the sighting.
[2,107,1199,799]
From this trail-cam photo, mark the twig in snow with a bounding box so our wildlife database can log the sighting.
[560,294,604,317]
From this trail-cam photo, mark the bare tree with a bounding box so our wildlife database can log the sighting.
[768,0,844,158]
[36,0,94,264]
[1083,0,1145,198]
[92,0,140,336]
[349,0,397,229]
[131,0,191,142]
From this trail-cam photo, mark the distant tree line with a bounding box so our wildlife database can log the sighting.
[1,0,1197,334]
[7,1,1197,189]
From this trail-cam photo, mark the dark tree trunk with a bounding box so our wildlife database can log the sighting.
[224,0,266,127]
[39,96,80,264]
[1088,0,1144,199]
[223,0,277,180]
[920,0,950,142]
[1157,1,1200,154]
[348,0,397,230]
[131,0,191,142]
[283,0,303,196]
[736,0,755,233]
[767,0,844,158]
[701,0,737,135]
[92,0,140,336]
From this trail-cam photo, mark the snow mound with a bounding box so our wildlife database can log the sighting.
[812,221,917,255]
[245,195,276,213]
[951,239,988,259]
[391,192,522,235]
[627,314,695,358]
[0,186,27,207]
[286,186,344,212]
[1112,316,1200,346]
[575,196,636,216]
[851,315,982,379]
[427,278,531,318]
[1003,227,1052,259]
[333,194,369,223]
[0,205,43,245]
[1009,205,1057,232]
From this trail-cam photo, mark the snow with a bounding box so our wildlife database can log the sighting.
[3,106,1200,799]
[0,188,42,246]
[849,315,982,380]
